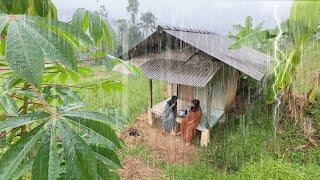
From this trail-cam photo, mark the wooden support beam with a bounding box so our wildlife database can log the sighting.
[148,79,153,108]
[148,79,154,125]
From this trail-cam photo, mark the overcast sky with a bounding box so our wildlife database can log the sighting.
[52,0,293,34]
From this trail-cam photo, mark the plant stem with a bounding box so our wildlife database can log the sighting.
[20,83,29,136]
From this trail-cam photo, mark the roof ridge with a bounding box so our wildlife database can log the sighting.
[159,25,217,35]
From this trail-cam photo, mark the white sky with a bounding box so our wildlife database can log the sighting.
[52,0,293,34]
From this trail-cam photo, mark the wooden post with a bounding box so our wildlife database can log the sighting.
[147,79,154,125]
[200,129,210,146]
[148,79,153,108]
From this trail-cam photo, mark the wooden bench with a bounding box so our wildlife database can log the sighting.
[148,99,224,146]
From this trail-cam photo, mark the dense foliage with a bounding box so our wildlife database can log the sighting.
[0,1,132,179]
[230,0,320,103]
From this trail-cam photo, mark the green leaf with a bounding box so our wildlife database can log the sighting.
[102,21,116,51]
[62,111,127,129]
[34,0,49,17]
[102,80,124,93]
[29,16,92,46]
[0,112,49,131]
[24,20,77,71]
[0,15,8,34]
[65,118,119,149]
[229,29,274,50]
[71,8,90,32]
[89,13,104,46]
[6,20,45,86]
[96,159,111,180]
[290,1,320,45]
[0,94,19,116]
[276,49,301,89]
[0,123,45,179]
[32,124,59,180]
[58,121,97,180]
[0,1,11,14]
[55,86,83,111]
[47,1,57,19]
[11,0,29,14]
[10,159,34,180]
[64,115,121,148]
[3,75,23,91]
[90,145,121,168]
[13,89,37,99]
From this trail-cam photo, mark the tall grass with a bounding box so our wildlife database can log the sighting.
[79,71,167,122]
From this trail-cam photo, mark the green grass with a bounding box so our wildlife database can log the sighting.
[79,70,166,122]
[79,67,320,179]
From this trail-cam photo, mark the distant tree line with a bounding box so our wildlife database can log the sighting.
[115,0,157,55]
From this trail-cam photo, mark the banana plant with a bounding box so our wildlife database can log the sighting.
[0,1,130,179]
[229,0,320,103]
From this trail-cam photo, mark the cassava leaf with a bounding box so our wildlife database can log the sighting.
[6,20,45,86]
[62,111,127,129]
[3,75,23,91]
[29,16,92,45]
[24,20,77,71]
[32,124,59,180]
[64,116,121,148]
[0,123,45,179]
[0,94,19,116]
[10,159,34,180]
[0,112,49,131]
[65,118,119,149]
[90,145,121,168]
[58,121,97,180]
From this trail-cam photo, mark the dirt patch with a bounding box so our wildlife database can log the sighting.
[118,156,164,180]
[121,114,199,165]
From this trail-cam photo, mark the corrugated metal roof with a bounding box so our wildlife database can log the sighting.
[160,26,271,81]
[140,52,222,87]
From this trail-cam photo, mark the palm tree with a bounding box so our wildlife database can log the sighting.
[116,19,129,55]
[126,0,139,25]
[138,12,157,36]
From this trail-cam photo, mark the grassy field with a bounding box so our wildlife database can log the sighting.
[79,66,320,179]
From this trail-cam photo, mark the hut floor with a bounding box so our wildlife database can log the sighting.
[120,113,199,165]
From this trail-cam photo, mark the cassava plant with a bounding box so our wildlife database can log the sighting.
[0,1,133,179]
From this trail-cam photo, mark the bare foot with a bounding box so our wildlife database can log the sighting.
[176,132,181,136]
[170,131,176,136]
[185,143,190,146]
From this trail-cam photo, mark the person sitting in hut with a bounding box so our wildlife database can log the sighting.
[176,99,202,146]
[162,95,178,134]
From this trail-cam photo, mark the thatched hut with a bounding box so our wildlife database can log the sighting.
[120,26,271,145]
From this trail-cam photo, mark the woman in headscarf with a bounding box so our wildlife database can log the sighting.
[162,95,178,133]
[177,99,202,146]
